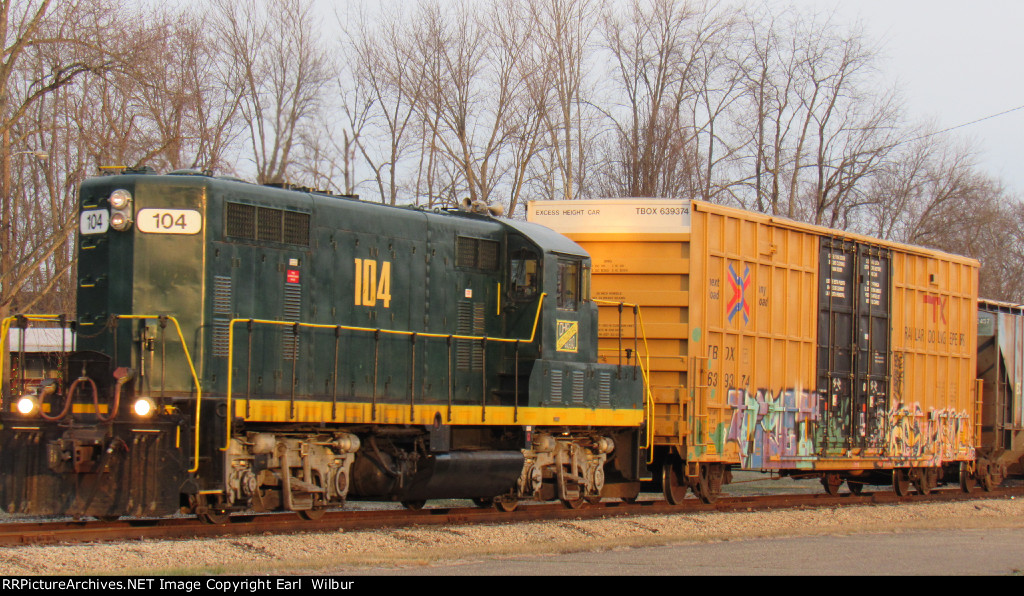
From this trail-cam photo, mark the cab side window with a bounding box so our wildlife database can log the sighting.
[557,259,580,310]
[510,248,540,301]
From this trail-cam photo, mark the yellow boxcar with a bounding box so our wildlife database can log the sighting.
[529,199,979,501]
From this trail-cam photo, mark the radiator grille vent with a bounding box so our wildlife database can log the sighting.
[455,236,499,270]
[225,202,309,246]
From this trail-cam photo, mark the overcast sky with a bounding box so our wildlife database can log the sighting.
[781,0,1024,194]
[304,0,1024,195]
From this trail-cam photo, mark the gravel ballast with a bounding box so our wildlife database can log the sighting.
[1,497,1023,575]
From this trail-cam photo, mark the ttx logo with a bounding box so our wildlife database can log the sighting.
[923,294,947,324]
[727,263,751,324]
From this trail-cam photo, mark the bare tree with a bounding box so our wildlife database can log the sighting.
[530,0,604,201]
[599,0,729,198]
[214,0,335,185]
[0,0,157,324]
[342,5,425,204]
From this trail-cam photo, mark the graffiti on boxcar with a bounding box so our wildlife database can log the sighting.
[886,401,975,463]
[725,387,820,468]
[723,384,975,468]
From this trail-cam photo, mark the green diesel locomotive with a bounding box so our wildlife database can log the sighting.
[0,170,645,521]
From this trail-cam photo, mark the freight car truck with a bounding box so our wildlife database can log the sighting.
[529,198,981,501]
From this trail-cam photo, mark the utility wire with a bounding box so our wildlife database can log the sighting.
[905,103,1024,145]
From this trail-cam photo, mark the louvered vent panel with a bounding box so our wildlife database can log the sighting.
[282,282,301,360]
[212,276,232,357]
[472,303,485,369]
[456,301,484,371]
[572,370,585,405]
[598,372,612,408]
[456,301,472,370]
[550,370,562,405]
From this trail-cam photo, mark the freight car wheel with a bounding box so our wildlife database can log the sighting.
[820,472,842,496]
[892,469,911,496]
[981,466,1002,492]
[472,497,494,508]
[959,464,976,493]
[913,467,939,495]
[846,480,865,495]
[661,462,688,505]
[402,500,427,510]
[692,464,724,504]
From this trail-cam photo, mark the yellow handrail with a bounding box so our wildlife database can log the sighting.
[114,315,204,473]
[222,293,549,450]
[593,299,655,457]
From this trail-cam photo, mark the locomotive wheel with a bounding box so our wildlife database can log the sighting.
[199,510,231,525]
[192,495,231,525]
[892,468,911,496]
[561,497,586,509]
[495,497,518,512]
[401,500,427,510]
[662,462,688,505]
[298,508,326,521]
[820,472,842,496]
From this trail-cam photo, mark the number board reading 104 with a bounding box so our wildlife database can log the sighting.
[80,209,109,235]
[137,209,203,234]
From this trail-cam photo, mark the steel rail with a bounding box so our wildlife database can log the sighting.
[2,485,1020,547]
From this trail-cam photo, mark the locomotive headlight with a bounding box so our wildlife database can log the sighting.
[16,395,38,415]
[110,211,133,231]
[133,397,156,417]
[109,189,132,210]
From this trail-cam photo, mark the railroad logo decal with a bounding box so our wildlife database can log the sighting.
[923,294,948,324]
[727,263,751,324]
[556,320,579,352]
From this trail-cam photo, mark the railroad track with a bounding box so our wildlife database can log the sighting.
[2,486,1021,547]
